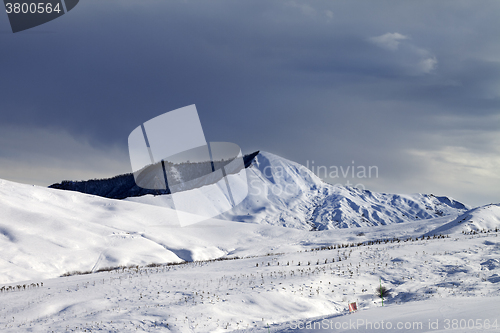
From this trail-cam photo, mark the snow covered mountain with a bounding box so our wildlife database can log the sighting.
[127,151,470,230]
[0,151,479,284]
[1,153,500,332]
[424,203,500,236]
[221,152,469,229]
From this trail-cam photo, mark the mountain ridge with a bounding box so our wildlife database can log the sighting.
[48,151,260,199]
[216,151,470,230]
[0,158,496,284]
[48,150,470,230]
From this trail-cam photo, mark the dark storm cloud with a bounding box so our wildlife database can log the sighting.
[0,0,499,206]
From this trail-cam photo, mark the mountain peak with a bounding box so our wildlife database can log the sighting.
[41,150,471,230]
[217,151,470,230]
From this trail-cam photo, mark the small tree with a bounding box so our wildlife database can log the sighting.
[376,283,390,306]
[376,285,389,298]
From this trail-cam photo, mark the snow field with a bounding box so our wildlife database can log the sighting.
[0,151,471,285]
[1,231,499,332]
[0,151,497,332]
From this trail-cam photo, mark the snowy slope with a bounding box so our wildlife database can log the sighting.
[0,151,499,332]
[0,178,305,283]
[1,226,500,332]
[271,296,500,332]
[126,152,469,230]
[0,151,472,284]
[1,174,500,332]
[310,187,468,230]
[0,174,468,285]
[216,152,469,230]
[424,203,500,236]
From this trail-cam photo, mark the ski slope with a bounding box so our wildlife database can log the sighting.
[0,176,469,285]
[0,152,470,284]
[1,223,499,332]
[0,151,499,332]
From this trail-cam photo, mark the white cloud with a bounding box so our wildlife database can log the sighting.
[287,2,316,16]
[418,56,438,74]
[369,32,409,51]
[368,32,438,74]
[405,129,500,206]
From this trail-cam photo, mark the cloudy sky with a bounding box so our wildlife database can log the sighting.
[0,0,498,206]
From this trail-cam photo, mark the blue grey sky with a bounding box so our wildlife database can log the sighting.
[0,0,498,207]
